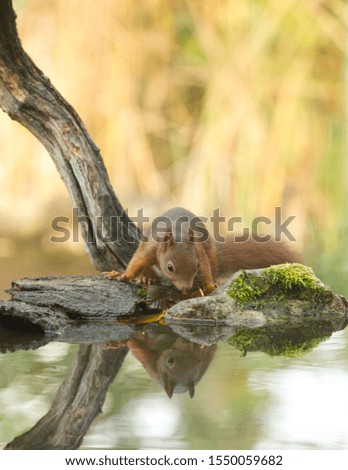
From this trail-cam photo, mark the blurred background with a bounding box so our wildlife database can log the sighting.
[1,1,348,451]
[0,0,347,293]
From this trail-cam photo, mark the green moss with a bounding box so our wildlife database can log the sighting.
[226,270,269,305]
[136,287,148,299]
[226,263,329,307]
[228,323,329,358]
[266,264,321,290]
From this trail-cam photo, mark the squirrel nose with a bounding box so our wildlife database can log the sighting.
[175,281,193,294]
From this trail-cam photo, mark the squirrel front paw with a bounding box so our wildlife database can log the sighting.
[204,282,218,295]
[103,270,128,281]
[137,275,156,285]
[193,282,217,297]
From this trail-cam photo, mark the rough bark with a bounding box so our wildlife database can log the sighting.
[0,275,148,339]
[2,266,348,346]
[0,0,140,271]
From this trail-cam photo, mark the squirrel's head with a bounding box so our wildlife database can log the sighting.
[158,229,198,293]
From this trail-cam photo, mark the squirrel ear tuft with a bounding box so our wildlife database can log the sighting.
[188,228,195,243]
[163,230,174,245]
[163,372,174,398]
[188,381,195,398]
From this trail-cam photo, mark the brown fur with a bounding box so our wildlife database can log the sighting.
[127,330,217,398]
[216,236,302,280]
[107,207,217,293]
[106,207,302,292]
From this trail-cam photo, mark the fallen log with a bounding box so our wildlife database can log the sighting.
[1,265,347,344]
[0,275,148,341]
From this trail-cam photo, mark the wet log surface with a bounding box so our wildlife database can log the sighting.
[0,275,147,341]
[1,266,348,354]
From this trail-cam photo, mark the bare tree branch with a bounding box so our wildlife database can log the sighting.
[0,0,140,271]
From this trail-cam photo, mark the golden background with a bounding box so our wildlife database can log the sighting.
[0,0,346,271]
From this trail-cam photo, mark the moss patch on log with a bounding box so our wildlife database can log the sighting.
[226,264,332,309]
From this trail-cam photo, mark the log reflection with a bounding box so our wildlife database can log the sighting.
[5,344,128,450]
[4,314,347,449]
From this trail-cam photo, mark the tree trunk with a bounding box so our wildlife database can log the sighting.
[0,0,140,272]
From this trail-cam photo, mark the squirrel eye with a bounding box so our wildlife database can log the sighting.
[167,261,174,273]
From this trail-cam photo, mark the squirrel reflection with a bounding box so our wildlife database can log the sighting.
[127,327,216,398]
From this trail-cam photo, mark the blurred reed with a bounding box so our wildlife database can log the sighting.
[0,0,346,255]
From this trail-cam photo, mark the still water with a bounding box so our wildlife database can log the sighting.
[1,330,348,449]
[1,245,348,450]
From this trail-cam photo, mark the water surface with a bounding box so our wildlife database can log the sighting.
[1,245,348,450]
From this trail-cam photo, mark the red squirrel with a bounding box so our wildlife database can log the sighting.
[106,207,217,293]
[106,207,301,293]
